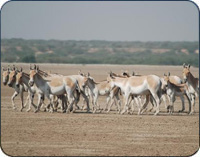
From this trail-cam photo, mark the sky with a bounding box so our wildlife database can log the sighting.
[1,1,199,41]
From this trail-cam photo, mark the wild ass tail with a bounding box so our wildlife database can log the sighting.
[157,79,162,100]
[75,80,81,93]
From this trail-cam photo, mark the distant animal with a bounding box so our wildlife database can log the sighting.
[163,72,191,114]
[182,63,199,114]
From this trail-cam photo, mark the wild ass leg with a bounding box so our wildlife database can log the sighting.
[140,95,150,115]
[11,91,19,110]
[178,95,185,112]
[160,94,168,110]
[120,94,130,115]
[92,95,99,113]
[20,92,25,112]
[27,93,37,112]
[168,94,175,114]
[115,94,121,113]
[134,96,143,115]
[104,96,111,111]
[81,92,90,112]
[62,95,68,113]
[189,94,195,115]
[151,93,161,116]
[66,93,75,113]
[34,94,44,113]
[127,96,133,114]
[147,96,155,112]
[24,94,30,108]
[73,90,80,111]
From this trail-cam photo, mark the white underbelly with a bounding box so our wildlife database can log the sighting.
[188,85,196,93]
[130,85,149,95]
[99,90,109,96]
[50,85,65,95]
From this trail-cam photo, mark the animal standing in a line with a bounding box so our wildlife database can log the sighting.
[182,63,199,115]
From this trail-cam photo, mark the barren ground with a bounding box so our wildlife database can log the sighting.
[1,63,199,156]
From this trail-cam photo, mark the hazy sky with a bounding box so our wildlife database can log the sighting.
[1,1,199,41]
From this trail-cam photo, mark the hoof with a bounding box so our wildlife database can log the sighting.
[86,109,90,113]
[189,112,194,115]
[34,109,39,113]
[120,112,125,115]
[26,109,31,112]
[13,107,17,110]
[154,112,159,116]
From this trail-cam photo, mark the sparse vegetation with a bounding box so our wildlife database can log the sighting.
[1,39,199,66]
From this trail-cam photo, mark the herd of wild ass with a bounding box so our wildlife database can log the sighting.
[2,64,199,116]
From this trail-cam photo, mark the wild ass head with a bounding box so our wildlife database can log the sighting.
[29,64,39,87]
[85,72,97,86]
[7,65,18,87]
[16,67,24,87]
[106,71,116,88]
[2,66,10,85]
[163,72,171,89]
[182,63,191,83]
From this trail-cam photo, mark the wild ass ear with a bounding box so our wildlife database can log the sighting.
[132,71,135,76]
[183,63,186,68]
[87,72,90,77]
[30,64,32,70]
[164,73,166,76]
[33,64,37,70]
[36,66,39,72]
[7,65,10,72]
[12,65,16,71]
[188,64,190,68]
[20,67,23,72]
[2,66,5,71]
[168,72,170,76]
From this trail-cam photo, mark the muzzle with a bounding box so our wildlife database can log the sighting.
[29,81,34,87]
[183,78,187,83]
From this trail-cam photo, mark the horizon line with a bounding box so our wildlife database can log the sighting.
[1,38,199,43]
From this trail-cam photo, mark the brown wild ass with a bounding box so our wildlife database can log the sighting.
[163,73,191,114]
[6,66,30,111]
[28,65,80,113]
[86,73,121,113]
[15,68,42,112]
[112,71,153,115]
[182,63,199,114]
[107,72,162,115]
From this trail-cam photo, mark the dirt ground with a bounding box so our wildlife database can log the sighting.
[1,63,199,156]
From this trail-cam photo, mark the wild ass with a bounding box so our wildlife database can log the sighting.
[5,66,30,111]
[69,73,91,112]
[107,72,162,115]
[112,71,151,115]
[163,73,191,114]
[28,65,79,113]
[86,73,121,113]
[182,63,199,114]
[15,68,41,112]
[160,75,184,112]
